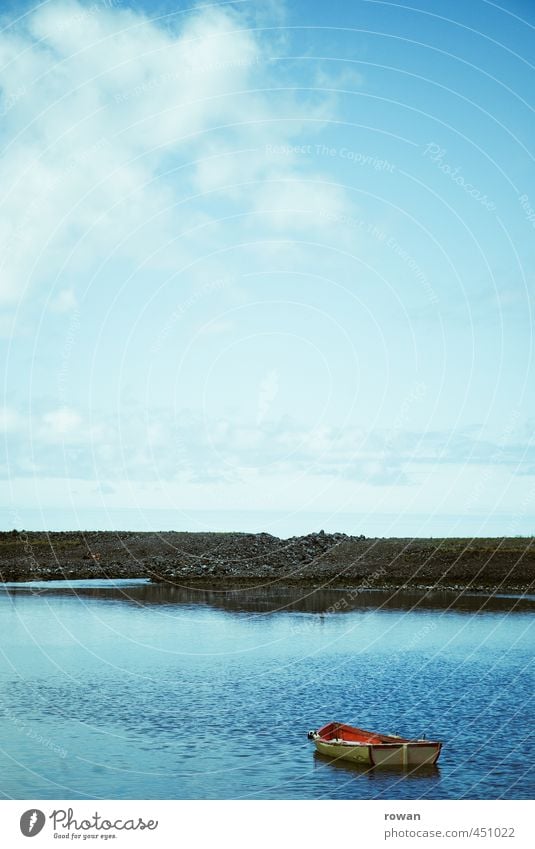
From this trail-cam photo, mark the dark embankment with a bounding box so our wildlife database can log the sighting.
[0,530,534,591]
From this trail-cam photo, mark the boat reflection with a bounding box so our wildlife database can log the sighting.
[313,751,441,780]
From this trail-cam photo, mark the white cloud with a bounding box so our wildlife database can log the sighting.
[50,288,78,312]
[38,406,108,445]
[41,407,83,437]
[197,319,234,336]
[0,0,358,306]
[5,400,534,487]
[256,369,279,425]
[252,177,354,235]
[0,406,22,433]
[0,4,247,298]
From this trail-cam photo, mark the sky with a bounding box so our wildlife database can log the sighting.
[0,0,534,537]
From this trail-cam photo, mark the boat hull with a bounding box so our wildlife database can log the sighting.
[314,739,441,767]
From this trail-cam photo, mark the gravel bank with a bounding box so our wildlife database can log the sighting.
[1,530,534,591]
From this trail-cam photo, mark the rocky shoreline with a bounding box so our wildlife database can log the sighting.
[1,530,534,592]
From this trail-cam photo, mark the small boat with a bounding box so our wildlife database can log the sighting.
[308,722,442,767]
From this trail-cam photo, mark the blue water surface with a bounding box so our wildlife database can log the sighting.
[0,581,532,799]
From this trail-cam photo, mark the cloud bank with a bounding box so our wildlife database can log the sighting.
[0,0,353,306]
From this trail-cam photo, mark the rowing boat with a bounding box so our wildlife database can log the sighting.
[308,722,442,767]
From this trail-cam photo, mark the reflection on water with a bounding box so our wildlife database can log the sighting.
[0,580,533,800]
[4,579,534,614]
[313,751,441,780]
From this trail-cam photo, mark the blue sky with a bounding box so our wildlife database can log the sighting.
[1,0,534,536]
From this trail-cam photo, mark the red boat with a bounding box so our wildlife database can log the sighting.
[308,722,442,767]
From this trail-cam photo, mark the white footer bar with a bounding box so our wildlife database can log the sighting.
[1,799,531,848]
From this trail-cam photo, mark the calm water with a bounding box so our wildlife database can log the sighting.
[0,580,533,800]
